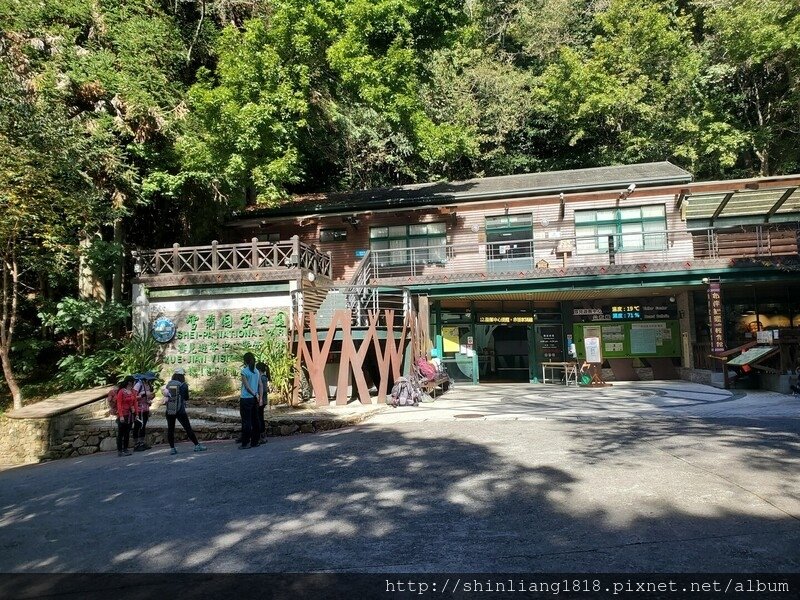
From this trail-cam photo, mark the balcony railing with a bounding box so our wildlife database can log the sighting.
[368,224,799,281]
[134,236,332,279]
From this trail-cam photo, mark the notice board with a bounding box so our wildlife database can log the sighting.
[572,321,680,358]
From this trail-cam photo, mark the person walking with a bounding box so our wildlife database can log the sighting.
[239,353,262,449]
[132,372,156,451]
[255,361,270,444]
[115,376,137,457]
[163,368,207,455]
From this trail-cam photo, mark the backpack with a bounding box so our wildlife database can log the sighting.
[165,382,182,416]
[389,377,419,407]
[107,386,119,416]
[416,357,437,381]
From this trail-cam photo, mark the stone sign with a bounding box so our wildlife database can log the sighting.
[153,309,289,378]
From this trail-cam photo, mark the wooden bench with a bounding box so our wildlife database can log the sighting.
[416,370,451,397]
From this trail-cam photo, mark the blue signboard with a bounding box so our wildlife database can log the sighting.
[152,317,177,343]
[355,249,367,258]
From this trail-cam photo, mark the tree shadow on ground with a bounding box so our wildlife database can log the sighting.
[0,420,798,576]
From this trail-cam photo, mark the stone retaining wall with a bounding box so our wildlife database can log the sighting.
[1,401,380,464]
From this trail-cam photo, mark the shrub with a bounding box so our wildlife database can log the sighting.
[119,333,162,376]
[198,373,235,399]
[56,347,122,389]
[256,333,297,405]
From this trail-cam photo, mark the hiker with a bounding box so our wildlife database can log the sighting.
[115,376,137,457]
[163,368,207,455]
[132,371,156,451]
[256,361,270,444]
[239,352,262,449]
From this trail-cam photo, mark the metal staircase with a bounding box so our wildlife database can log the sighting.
[310,251,407,328]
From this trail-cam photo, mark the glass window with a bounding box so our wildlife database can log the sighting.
[574,205,666,254]
[368,222,448,265]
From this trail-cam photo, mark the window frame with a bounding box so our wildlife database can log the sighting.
[369,222,447,266]
[574,205,667,254]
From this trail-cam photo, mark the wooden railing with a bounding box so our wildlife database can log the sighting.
[133,236,332,279]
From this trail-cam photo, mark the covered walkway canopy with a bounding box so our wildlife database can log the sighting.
[686,186,800,227]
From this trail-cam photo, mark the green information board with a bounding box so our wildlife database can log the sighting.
[572,321,681,358]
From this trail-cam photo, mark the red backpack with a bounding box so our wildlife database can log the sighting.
[416,357,437,381]
[107,386,119,416]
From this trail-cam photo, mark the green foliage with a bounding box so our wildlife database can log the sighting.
[84,240,124,281]
[198,374,235,399]
[10,339,55,376]
[56,347,122,389]
[118,333,162,376]
[38,299,128,337]
[256,331,296,405]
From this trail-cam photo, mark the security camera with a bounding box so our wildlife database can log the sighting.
[559,192,565,201]
[626,183,636,194]
[701,277,710,284]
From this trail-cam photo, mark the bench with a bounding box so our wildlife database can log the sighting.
[415,369,451,398]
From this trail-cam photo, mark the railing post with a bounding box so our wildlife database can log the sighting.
[172,243,180,274]
[291,235,300,267]
[607,235,616,265]
[326,250,332,278]
[251,237,259,268]
[211,240,219,272]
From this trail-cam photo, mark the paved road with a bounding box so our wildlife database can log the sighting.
[1,382,799,572]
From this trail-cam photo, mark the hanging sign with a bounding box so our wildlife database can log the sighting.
[707,282,725,353]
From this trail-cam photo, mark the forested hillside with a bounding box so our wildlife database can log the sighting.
[1,0,799,402]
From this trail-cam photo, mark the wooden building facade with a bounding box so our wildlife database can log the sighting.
[135,162,800,401]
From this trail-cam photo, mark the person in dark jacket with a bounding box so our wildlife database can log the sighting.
[255,361,270,444]
[163,368,207,455]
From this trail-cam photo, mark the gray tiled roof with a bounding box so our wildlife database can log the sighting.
[241,161,692,219]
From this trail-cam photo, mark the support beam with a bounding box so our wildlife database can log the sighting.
[764,187,797,222]
[675,189,690,210]
[710,192,734,225]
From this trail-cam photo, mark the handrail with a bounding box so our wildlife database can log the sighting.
[368,222,800,280]
[133,235,332,279]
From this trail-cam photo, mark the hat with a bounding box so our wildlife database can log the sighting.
[142,371,157,380]
[173,368,186,376]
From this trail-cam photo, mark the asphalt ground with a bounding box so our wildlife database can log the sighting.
[0,382,798,573]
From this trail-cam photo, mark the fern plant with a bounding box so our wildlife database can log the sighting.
[119,333,162,376]
[256,333,297,406]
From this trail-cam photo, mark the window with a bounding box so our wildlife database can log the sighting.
[256,233,280,242]
[320,229,347,243]
[369,222,447,265]
[574,205,666,254]
[486,213,534,269]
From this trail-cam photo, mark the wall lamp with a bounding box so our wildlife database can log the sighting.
[343,215,360,228]
[618,183,637,201]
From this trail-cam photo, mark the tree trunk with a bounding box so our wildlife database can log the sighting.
[0,345,21,410]
[1,254,22,410]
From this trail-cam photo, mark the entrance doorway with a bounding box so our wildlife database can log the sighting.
[476,325,530,382]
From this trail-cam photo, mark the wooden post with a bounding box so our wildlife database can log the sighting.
[211,240,219,272]
[251,237,259,269]
[172,243,180,274]
[291,235,300,267]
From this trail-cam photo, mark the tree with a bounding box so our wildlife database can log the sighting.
[0,65,93,407]
[697,0,800,175]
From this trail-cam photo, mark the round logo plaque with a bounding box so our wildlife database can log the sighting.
[151,317,176,343]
